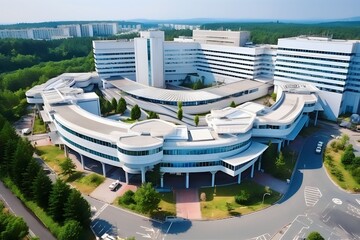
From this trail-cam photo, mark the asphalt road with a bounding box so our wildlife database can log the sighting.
[0,181,56,240]
[89,122,360,240]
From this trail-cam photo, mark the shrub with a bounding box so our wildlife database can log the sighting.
[119,190,135,205]
[235,190,250,205]
[330,141,337,149]
[330,167,344,182]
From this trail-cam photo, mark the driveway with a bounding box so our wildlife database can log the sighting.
[175,189,201,220]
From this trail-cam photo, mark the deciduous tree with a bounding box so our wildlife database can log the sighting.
[134,183,161,213]
[60,158,76,177]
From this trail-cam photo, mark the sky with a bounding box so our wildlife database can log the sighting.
[1,0,360,24]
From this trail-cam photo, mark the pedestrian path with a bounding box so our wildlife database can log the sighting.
[304,186,322,207]
[175,189,201,220]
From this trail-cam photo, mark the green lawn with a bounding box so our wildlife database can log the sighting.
[33,116,46,134]
[36,145,67,174]
[200,181,281,219]
[36,146,104,194]
[324,142,360,192]
[116,191,176,221]
[121,118,137,124]
[69,173,105,195]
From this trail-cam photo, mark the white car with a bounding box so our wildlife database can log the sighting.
[315,146,322,154]
[109,180,121,191]
[317,141,323,147]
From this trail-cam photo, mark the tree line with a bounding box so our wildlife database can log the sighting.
[0,117,91,240]
[0,38,93,73]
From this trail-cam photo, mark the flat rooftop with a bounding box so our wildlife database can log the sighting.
[109,78,266,103]
[53,104,128,142]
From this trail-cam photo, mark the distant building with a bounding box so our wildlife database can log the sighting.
[80,24,94,37]
[192,29,251,47]
[0,29,33,39]
[32,27,70,40]
[0,22,119,40]
[91,22,118,36]
[0,27,70,40]
[58,24,81,37]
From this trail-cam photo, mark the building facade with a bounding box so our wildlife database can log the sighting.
[274,36,360,120]
[26,72,319,188]
[94,31,360,119]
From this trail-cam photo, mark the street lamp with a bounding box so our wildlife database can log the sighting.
[262,192,271,205]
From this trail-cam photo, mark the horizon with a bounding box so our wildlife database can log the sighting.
[1,0,360,24]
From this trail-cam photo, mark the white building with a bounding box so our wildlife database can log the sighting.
[94,30,360,119]
[134,31,165,88]
[80,24,93,37]
[192,29,251,47]
[26,72,319,188]
[274,36,360,120]
[92,23,118,36]
[0,27,70,40]
[0,29,33,39]
[58,24,82,37]
[93,30,276,85]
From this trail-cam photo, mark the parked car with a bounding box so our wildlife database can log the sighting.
[315,146,322,153]
[109,180,121,191]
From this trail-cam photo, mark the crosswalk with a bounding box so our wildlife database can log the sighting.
[304,186,322,207]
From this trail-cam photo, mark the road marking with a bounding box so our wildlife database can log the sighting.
[91,203,108,220]
[347,204,360,218]
[162,221,174,240]
[136,232,152,239]
[248,233,271,240]
[0,194,15,214]
[304,186,322,207]
[332,198,342,205]
[356,199,360,205]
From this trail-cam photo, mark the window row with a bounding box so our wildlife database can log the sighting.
[163,139,251,155]
[161,161,222,168]
[61,134,119,162]
[277,59,348,69]
[275,69,346,82]
[95,52,134,56]
[118,146,163,156]
[277,54,350,64]
[276,64,347,76]
[278,47,352,56]
[56,120,117,148]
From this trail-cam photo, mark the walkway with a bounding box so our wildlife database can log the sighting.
[175,189,202,220]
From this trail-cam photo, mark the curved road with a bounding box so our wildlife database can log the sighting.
[90,123,360,240]
[0,181,56,240]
